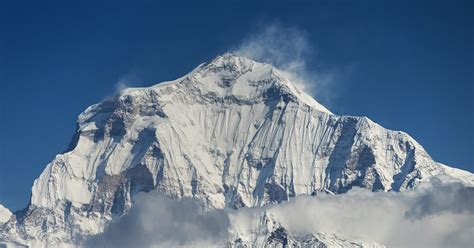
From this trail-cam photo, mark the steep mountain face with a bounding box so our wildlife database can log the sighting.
[1,54,472,246]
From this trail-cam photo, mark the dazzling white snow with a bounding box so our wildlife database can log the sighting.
[1,53,472,247]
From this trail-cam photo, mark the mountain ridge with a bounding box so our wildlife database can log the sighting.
[1,53,472,247]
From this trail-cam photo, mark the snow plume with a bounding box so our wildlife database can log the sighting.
[114,73,141,93]
[232,24,335,104]
[0,204,11,223]
[86,178,474,247]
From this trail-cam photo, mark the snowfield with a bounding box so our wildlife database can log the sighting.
[1,54,472,247]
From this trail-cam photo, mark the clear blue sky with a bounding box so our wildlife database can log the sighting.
[1,0,472,211]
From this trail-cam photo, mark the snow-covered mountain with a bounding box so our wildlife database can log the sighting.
[1,54,472,247]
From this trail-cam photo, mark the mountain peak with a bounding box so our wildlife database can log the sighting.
[206,53,256,68]
[2,53,472,247]
[120,54,332,114]
[202,53,333,113]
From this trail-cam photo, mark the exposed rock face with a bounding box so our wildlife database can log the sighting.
[1,54,472,246]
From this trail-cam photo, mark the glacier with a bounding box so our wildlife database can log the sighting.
[0,53,472,247]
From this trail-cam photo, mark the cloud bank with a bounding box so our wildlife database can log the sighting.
[86,178,474,247]
[253,178,474,248]
[85,193,229,247]
[231,24,335,105]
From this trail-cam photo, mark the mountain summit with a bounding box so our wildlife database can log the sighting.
[1,54,472,247]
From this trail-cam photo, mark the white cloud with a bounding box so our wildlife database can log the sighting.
[85,193,229,247]
[259,179,474,247]
[85,178,474,247]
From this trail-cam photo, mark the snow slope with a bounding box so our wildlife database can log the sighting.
[1,54,472,246]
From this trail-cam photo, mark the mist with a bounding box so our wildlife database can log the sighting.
[85,193,229,247]
[86,177,474,247]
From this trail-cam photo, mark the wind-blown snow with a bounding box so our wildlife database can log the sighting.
[0,204,11,224]
[1,54,472,247]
